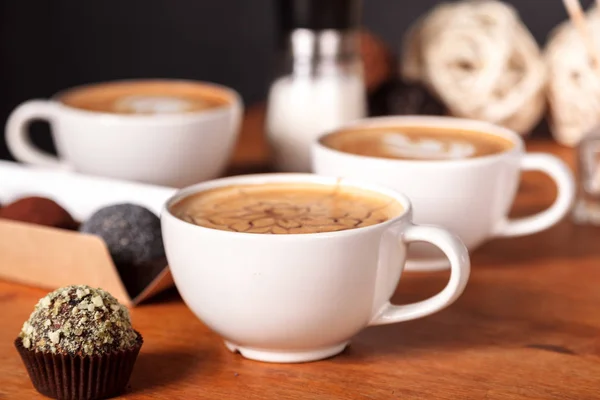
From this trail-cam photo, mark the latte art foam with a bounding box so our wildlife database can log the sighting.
[59,80,230,115]
[170,182,403,234]
[114,95,204,114]
[321,125,514,160]
[382,132,476,159]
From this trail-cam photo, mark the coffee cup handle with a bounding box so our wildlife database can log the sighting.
[494,153,575,238]
[5,100,68,169]
[369,224,470,326]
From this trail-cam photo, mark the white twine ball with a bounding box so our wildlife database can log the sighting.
[402,0,547,135]
[546,7,600,147]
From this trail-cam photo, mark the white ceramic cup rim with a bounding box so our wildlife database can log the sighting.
[315,115,525,166]
[162,173,413,239]
[48,78,241,124]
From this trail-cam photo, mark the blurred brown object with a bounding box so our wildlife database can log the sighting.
[0,197,77,230]
[360,29,394,93]
[368,78,447,117]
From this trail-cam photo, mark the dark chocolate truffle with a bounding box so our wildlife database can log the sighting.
[0,196,77,230]
[80,203,164,265]
[19,285,138,356]
[369,78,447,117]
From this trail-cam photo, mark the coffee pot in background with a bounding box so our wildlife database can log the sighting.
[266,0,366,172]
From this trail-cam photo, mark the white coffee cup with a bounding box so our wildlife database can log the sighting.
[312,116,576,271]
[5,79,243,188]
[161,173,470,363]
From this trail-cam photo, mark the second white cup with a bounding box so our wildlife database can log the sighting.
[313,116,576,271]
[5,79,243,188]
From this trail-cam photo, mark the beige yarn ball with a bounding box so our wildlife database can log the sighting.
[546,7,600,147]
[402,0,547,135]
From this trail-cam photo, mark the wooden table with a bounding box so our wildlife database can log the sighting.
[2,107,600,400]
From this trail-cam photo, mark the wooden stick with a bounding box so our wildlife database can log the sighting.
[563,0,600,73]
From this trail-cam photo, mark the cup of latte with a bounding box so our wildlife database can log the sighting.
[161,173,470,363]
[312,116,576,271]
[5,79,243,187]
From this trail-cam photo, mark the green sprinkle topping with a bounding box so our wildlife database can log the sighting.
[19,285,137,355]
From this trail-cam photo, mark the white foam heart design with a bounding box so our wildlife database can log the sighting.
[115,95,194,114]
[382,132,476,159]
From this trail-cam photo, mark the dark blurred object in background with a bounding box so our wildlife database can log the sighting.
[368,79,446,117]
[359,29,393,93]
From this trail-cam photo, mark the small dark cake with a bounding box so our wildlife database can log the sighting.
[80,204,165,265]
[15,285,142,400]
[19,285,138,355]
[369,78,447,117]
[0,196,77,230]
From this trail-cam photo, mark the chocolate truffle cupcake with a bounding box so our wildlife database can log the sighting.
[0,196,77,230]
[15,285,143,399]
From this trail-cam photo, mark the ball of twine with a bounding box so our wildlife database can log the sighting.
[546,7,600,147]
[401,0,547,135]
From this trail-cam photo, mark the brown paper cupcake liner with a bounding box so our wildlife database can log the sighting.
[15,332,143,400]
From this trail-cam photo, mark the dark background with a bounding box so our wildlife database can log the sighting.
[0,0,593,161]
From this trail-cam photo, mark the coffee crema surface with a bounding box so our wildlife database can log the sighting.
[320,126,514,160]
[60,80,230,115]
[170,182,403,234]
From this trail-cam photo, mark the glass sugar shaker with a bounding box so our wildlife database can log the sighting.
[573,125,600,225]
[266,0,367,172]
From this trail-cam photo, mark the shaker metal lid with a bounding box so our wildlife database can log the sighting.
[277,0,362,31]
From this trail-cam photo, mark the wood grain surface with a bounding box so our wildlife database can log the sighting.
[1,107,599,399]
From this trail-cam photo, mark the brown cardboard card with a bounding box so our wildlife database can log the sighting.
[0,219,173,306]
[0,161,177,306]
